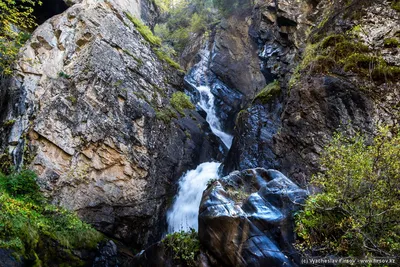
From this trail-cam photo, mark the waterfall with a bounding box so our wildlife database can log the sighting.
[186,48,233,149]
[167,162,221,233]
[197,85,233,148]
[167,46,234,233]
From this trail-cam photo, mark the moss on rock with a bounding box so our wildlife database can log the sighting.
[170,92,195,115]
[383,37,400,48]
[253,80,281,104]
[294,32,400,83]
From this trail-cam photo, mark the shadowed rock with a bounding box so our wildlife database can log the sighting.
[199,168,307,267]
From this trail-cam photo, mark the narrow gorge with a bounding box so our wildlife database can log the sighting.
[0,0,399,266]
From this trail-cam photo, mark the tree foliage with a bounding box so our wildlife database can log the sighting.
[154,0,217,53]
[212,0,252,16]
[0,0,40,74]
[295,127,400,257]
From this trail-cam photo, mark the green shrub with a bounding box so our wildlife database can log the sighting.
[213,0,251,16]
[0,170,103,264]
[295,127,400,257]
[163,229,200,266]
[0,0,38,75]
[153,0,217,53]
[170,92,195,115]
[58,71,71,79]
[0,169,43,203]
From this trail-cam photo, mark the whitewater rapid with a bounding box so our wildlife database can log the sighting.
[167,47,233,233]
[197,85,233,148]
[167,162,221,233]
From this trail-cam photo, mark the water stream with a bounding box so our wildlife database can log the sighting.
[167,46,233,233]
[167,162,221,233]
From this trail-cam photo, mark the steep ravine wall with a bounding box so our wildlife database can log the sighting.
[223,0,400,184]
[0,0,221,250]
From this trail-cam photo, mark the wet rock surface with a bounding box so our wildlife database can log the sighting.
[93,240,119,267]
[199,168,307,267]
[0,249,22,267]
[222,97,282,175]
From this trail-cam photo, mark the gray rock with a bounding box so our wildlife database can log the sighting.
[93,240,119,267]
[0,249,23,267]
[2,0,220,249]
[199,168,307,267]
[210,13,266,102]
[224,0,399,183]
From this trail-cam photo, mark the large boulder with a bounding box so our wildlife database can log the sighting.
[199,168,307,267]
[1,0,221,249]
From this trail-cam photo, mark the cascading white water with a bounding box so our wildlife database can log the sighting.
[167,46,234,234]
[186,48,233,149]
[167,162,221,233]
[197,85,233,148]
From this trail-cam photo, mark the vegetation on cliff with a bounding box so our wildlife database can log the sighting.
[0,169,103,265]
[154,0,252,53]
[0,0,40,74]
[162,229,200,266]
[291,32,400,86]
[253,80,280,104]
[295,126,400,257]
[124,12,182,71]
[171,91,195,115]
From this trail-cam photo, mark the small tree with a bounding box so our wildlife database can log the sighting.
[0,0,40,74]
[295,126,400,257]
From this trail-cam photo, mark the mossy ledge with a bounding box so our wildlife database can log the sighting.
[170,91,195,115]
[124,12,183,71]
[291,33,400,85]
[253,80,281,104]
[155,92,195,123]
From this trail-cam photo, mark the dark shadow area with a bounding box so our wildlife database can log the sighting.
[32,0,69,25]
[0,75,11,122]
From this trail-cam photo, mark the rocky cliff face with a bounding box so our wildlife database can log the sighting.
[224,0,400,183]
[209,12,266,102]
[0,0,220,249]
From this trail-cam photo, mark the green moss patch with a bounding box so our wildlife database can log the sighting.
[2,119,16,127]
[296,33,400,83]
[124,13,183,71]
[392,0,400,12]
[154,48,183,71]
[383,37,400,48]
[253,80,281,104]
[124,12,161,46]
[170,92,195,115]
[156,107,178,124]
